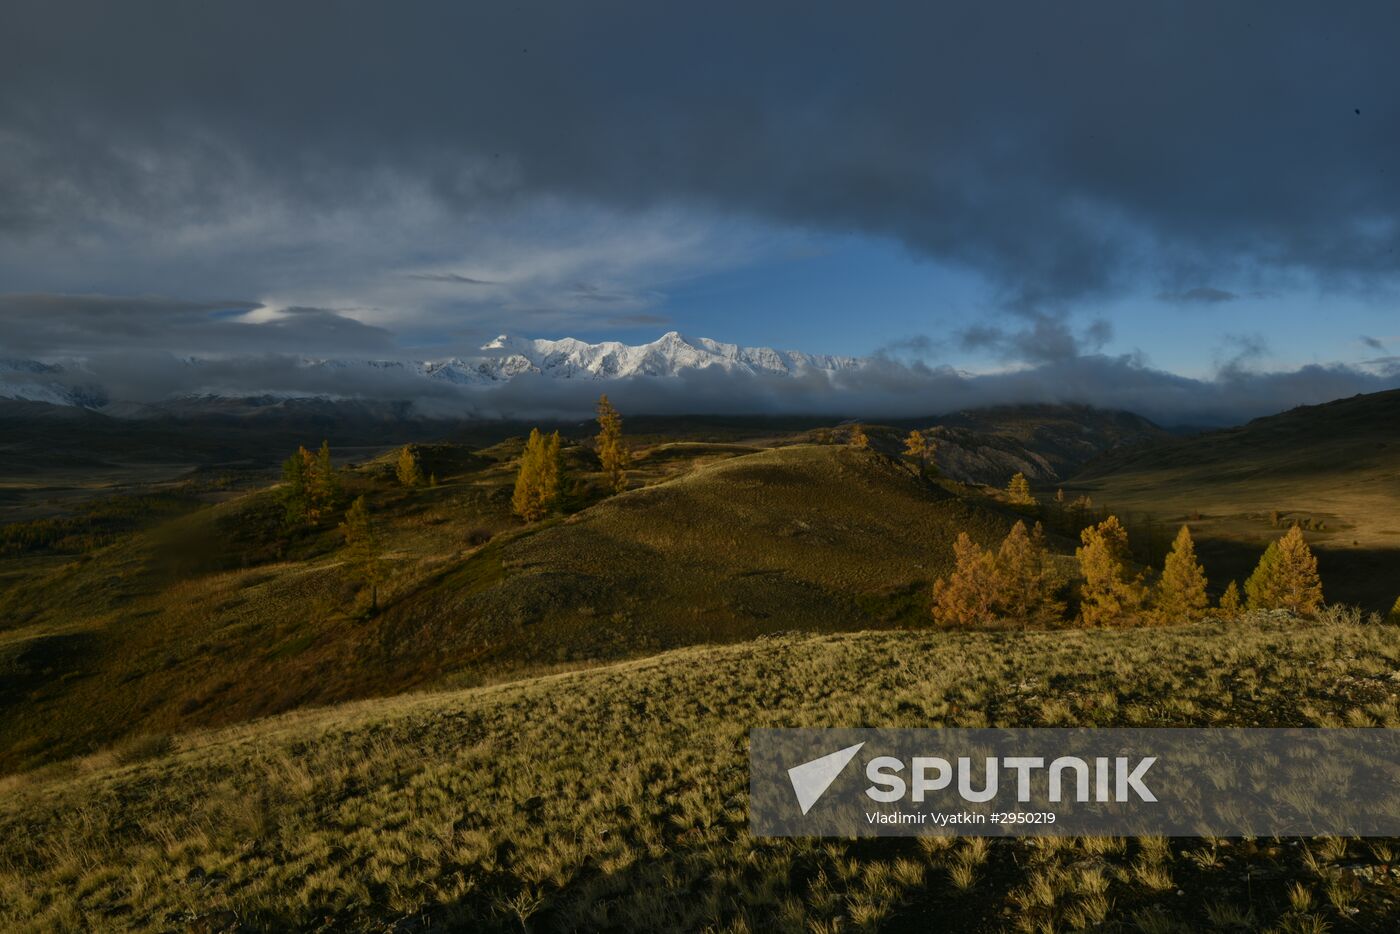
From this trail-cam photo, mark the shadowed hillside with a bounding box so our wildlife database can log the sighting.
[926,405,1172,486]
[375,444,1016,671]
[0,441,1018,773]
[1068,389,1400,610]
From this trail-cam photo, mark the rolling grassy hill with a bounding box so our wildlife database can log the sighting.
[373,444,1016,673]
[3,615,1398,932]
[0,440,1020,774]
[3,398,1400,931]
[1068,389,1400,610]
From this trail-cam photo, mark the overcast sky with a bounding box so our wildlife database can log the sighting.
[2,1,1398,420]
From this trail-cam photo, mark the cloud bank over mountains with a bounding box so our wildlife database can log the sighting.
[4,317,1395,427]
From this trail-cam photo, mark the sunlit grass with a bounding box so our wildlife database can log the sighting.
[2,615,1398,931]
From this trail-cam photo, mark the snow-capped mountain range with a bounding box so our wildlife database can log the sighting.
[1,332,866,409]
[420,332,861,384]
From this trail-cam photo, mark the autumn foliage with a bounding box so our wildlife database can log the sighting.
[1006,472,1035,506]
[932,520,1061,627]
[903,430,936,476]
[512,428,563,522]
[281,441,340,527]
[595,394,630,494]
[395,445,425,488]
[994,521,1064,625]
[1218,580,1242,615]
[1245,524,1323,615]
[931,533,998,626]
[931,507,1333,629]
[1075,515,1146,626]
[1153,524,1209,623]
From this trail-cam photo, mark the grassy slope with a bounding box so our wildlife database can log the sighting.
[1069,389,1400,610]
[374,444,1014,671]
[0,441,1017,773]
[3,617,1399,932]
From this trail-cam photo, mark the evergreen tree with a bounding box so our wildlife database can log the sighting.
[1154,524,1209,623]
[395,445,425,488]
[931,532,998,626]
[1076,515,1146,626]
[339,495,383,612]
[595,394,630,493]
[1246,524,1323,614]
[281,446,311,526]
[994,521,1063,625]
[1007,472,1035,506]
[306,441,340,522]
[512,428,564,521]
[1219,580,1242,616]
[849,423,869,448]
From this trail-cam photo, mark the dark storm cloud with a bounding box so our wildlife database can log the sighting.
[958,315,1111,364]
[1216,333,1271,376]
[402,273,496,286]
[1159,288,1240,305]
[0,293,396,356]
[4,1,1400,310]
[606,313,672,327]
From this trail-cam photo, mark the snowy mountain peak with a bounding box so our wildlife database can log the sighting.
[466,332,862,382]
[0,333,867,409]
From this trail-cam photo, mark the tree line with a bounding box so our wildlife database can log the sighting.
[278,414,1380,628]
[932,515,1324,628]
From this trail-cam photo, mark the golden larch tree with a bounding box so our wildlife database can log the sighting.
[595,394,630,493]
[903,430,928,473]
[396,445,425,487]
[1154,524,1209,623]
[994,520,1063,626]
[1218,580,1242,616]
[1246,524,1323,615]
[1076,515,1146,626]
[1007,472,1035,506]
[1244,541,1282,610]
[931,532,999,626]
[512,428,563,522]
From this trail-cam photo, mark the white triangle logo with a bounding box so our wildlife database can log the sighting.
[787,742,865,815]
